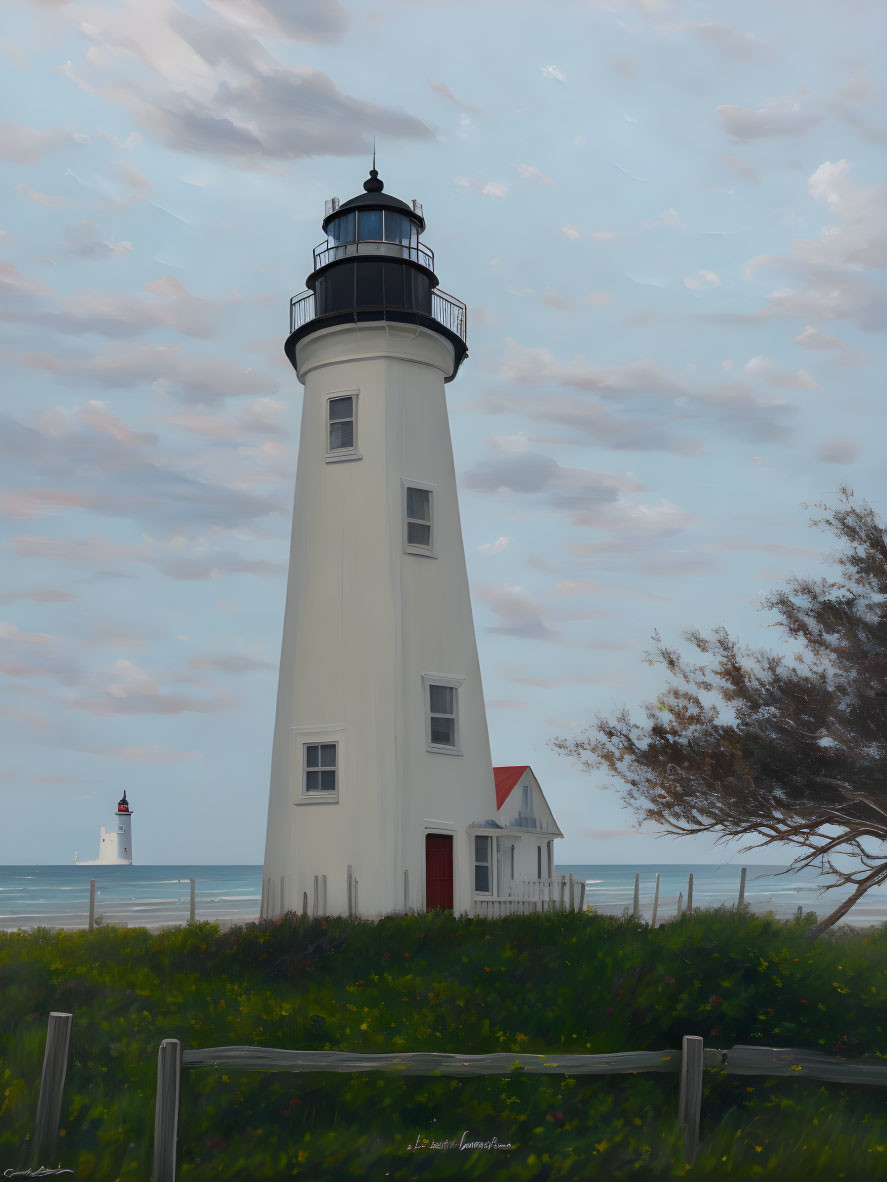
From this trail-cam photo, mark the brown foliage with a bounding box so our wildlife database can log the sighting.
[551,488,887,935]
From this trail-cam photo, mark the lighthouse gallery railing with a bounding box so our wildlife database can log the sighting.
[289,287,467,344]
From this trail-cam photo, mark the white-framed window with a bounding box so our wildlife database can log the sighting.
[292,725,343,804]
[421,672,464,755]
[547,840,553,879]
[510,844,515,879]
[474,834,492,894]
[304,742,338,795]
[537,845,542,878]
[325,390,360,462]
[402,479,436,557]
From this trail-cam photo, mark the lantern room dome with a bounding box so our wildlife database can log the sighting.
[117,790,130,814]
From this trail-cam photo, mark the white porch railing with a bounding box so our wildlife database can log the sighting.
[469,873,584,917]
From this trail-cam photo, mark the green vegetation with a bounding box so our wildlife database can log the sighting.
[2,908,887,1179]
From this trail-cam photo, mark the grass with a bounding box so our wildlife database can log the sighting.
[1,907,887,1179]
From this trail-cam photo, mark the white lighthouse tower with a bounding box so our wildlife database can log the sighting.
[261,167,505,919]
[75,790,134,865]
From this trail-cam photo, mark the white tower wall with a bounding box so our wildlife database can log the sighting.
[262,322,498,917]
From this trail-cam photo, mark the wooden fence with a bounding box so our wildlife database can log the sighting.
[23,1011,887,1179]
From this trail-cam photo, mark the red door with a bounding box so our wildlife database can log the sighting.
[425,834,454,911]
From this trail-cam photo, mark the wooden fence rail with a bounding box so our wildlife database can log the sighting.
[150,1035,887,1180]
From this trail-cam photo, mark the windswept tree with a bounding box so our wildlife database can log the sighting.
[552,488,887,936]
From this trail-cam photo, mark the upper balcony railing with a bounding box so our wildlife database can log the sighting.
[312,238,435,272]
[289,287,467,345]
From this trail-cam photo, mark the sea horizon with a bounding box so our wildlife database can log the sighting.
[2,862,885,931]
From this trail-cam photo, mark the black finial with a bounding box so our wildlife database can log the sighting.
[364,141,383,192]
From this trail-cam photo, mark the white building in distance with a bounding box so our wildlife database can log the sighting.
[261,169,563,918]
[75,790,133,866]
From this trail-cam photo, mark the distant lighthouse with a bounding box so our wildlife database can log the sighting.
[261,166,502,919]
[75,790,134,866]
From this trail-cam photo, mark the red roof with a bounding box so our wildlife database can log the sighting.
[493,765,529,810]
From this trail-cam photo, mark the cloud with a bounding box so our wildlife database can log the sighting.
[516,163,553,183]
[743,356,818,389]
[541,289,571,311]
[0,121,69,162]
[6,343,279,401]
[0,588,77,605]
[561,224,582,239]
[793,325,845,350]
[0,263,218,339]
[163,398,287,439]
[744,160,887,330]
[683,21,767,61]
[61,220,133,260]
[56,1,428,166]
[818,439,860,464]
[643,208,682,229]
[462,448,641,521]
[582,292,613,306]
[494,340,793,443]
[717,90,821,142]
[429,80,484,115]
[475,584,560,641]
[14,184,68,207]
[201,0,349,43]
[455,176,508,197]
[189,653,275,673]
[683,269,720,291]
[477,536,510,555]
[540,65,566,83]
[721,155,759,183]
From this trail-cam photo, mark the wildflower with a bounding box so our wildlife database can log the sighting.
[665,976,675,985]
[709,994,724,1006]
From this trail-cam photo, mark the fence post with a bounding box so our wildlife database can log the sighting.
[33,1011,73,1163]
[578,882,586,911]
[313,875,319,917]
[88,879,95,931]
[738,867,747,909]
[260,877,267,919]
[189,879,195,924]
[558,875,565,911]
[322,874,328,915]
[153,1038,181,1182]
[354,878,359,916]
[677,891,683,918]
[633,872,640,919]
[404,868,409,912]
[651,873,660,927]
[302,891,308,918]
[346,865,353,917]
[687,873,694,916]
[678,1034,703,1162]
[568,873,574,912]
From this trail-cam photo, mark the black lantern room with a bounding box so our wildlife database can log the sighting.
[285,169,468,381]
[117,790,130,814]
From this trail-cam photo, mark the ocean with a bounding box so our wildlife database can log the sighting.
[1,863,885,931]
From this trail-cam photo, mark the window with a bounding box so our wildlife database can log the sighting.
[304,743,337,794]
[328,395,354,451]
[358,209,382,240]
[547,841,553,879]
[403,481,436,556]
[325,392,359,462]
[537,845,542,878]
[429,684,455,747]
[328,211,355,245]
[422,672,464,754]
[474,835,492,894]
[510,844,515,879]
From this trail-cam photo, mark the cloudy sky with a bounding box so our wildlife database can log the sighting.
[1,0,884,865]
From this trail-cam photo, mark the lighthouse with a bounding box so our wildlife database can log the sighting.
[261,165,512,919]
[75,790,134,866]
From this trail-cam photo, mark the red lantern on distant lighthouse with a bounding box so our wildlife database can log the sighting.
[117,790,130,814]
